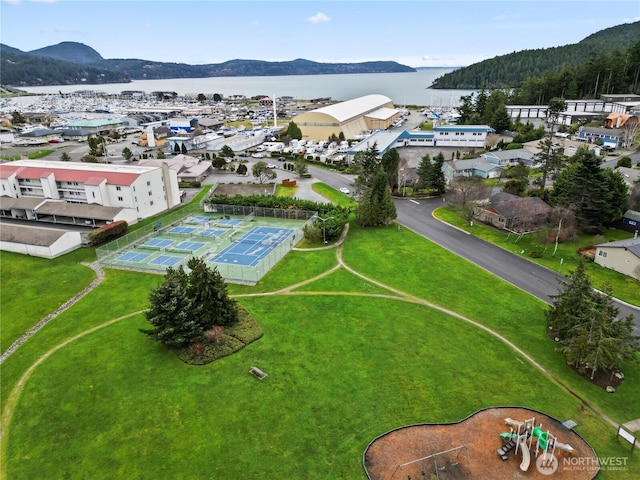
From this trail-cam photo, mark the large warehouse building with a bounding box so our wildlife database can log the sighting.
[293,94,400,140]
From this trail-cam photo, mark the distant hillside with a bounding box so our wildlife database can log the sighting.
[0,46,129,87]
[0,42,415,87]
[29,41,105,64]
[431,21,640,89]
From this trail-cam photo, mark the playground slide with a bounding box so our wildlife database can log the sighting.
[555,442,574,452]
[519,436,531,472]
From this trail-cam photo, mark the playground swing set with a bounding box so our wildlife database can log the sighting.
[497,417,574,474]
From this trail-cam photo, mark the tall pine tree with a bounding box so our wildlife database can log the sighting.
[547,262,639,379]
[551,147,627,233]
[355,169,397,227]
[141,259,238,349]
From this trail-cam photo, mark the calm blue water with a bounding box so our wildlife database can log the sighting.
[18,69,476,108]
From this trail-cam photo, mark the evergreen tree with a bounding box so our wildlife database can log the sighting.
[546,260,595,340]
[284,121,302,140]
[416,153,432,193]
[140,267,201,348]
[294,157,308,177]
[11,110,25,125]
[140,259,239,349]
[60,152,72,162]
[551,147,627,233]
[428,153,447,195]
[186,257,238,328]
[381,148,400,190]
[490,105,512,132]
[353,143,380,190]
[558,283,638,380]
[355,170,397,227]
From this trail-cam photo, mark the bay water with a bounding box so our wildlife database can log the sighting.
[16,68,476,108]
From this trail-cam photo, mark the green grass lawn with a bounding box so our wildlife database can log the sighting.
[0,249,96,352]
[1,218,639,478]
[435,206,640,306]
[275,184,298,197]
[312,182,356,209]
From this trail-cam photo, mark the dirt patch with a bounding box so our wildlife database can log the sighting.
[212,183,276,196]
[364,407,598,480]
[577,246,596,261]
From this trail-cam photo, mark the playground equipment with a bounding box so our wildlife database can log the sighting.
[393,445,471,480]
[498,417,574,473]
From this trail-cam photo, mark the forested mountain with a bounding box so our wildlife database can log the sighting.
[1,51,130,87]
[431,21,640,89]
[0,42,415,87]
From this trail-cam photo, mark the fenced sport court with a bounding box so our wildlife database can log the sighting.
[97,205,316,284]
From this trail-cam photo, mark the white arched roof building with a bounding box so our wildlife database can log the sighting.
[293,94,400,141]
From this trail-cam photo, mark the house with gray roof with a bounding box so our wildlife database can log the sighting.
[481,148,534,167]
[0,223,83,259]
[442,158,503,184]
[577,126,624,148]
[595,237,640,280]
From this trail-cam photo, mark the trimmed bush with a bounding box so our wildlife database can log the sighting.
[86,220,128,245]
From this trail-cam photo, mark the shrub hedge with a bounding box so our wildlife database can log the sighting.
[86,220,128,245]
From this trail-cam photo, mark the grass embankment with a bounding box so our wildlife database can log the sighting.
[434,206,639,306]
[274,184,297,197]
[312,182,356,208]
[1,220,638,478]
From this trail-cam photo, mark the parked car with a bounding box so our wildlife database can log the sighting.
[267,163,277,169]
[252,153,264,158]
[278,156,286,162]
[339,187,350,194]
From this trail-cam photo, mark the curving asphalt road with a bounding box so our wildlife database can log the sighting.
[394,197,639,336]
[308,165,639,335]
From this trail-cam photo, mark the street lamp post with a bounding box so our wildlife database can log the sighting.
[317,216,333,245]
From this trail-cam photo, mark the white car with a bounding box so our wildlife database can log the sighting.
[339,187,350,194]
[251,153,264,158]
[267,163,277,169]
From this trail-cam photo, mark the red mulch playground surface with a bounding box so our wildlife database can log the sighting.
[364,407,599,479]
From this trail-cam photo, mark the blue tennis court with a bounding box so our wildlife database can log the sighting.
[148,255,183,266]
[199,229,225,238]
[118,251,150,263]
[187,215,214,223]
[142,238,174,248]
[209,227,294,267]
[174,241,205,251]
[169,226,198,234]
[217,218,242,227]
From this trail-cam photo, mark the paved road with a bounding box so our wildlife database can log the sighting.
[393,197,640,336]
[307,165,639,335]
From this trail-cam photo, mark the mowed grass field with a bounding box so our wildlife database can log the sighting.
[1,222,639,479]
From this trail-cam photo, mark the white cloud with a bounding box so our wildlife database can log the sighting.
[307,12,330,24]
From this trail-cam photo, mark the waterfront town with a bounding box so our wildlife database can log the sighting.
[1,89,639,262]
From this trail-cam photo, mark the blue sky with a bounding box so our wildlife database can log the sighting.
[1,0,638,68]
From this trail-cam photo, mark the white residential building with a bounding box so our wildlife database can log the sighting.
[0,160,180,220]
